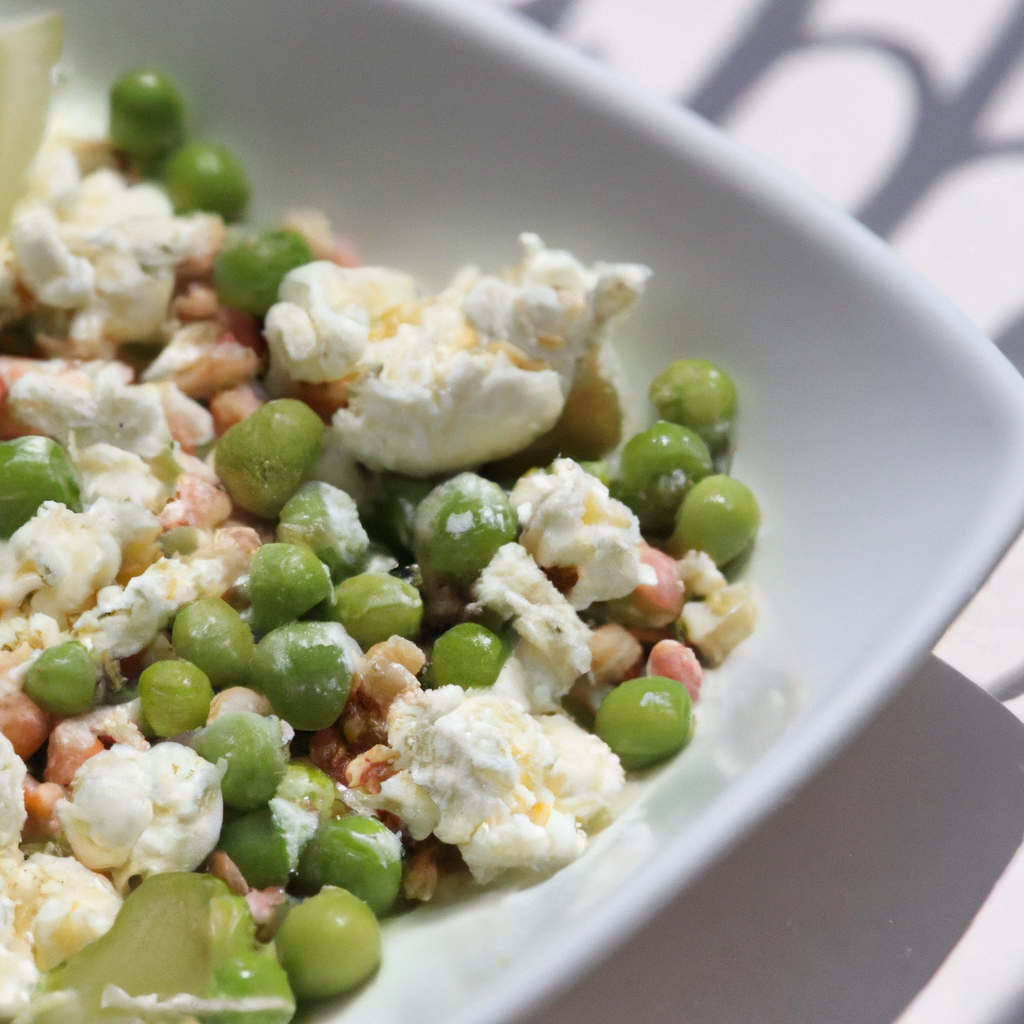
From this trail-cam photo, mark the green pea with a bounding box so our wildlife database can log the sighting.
[0,436,81,537]
[295,816,402,915]
[321,572,422,650]
[138,659,213,737]
[214,229,313,316]
[217,806,292,889]
[215,399,325,518]
[250,621,353,731]
[413,472,516,584]
[109,68,185,163]
[364,473,439,559]
[24,641,96,716]
[649,359,737,456]
[172,598,254,690]
[613,421,712,535]
[275,888,381,999]
[249,543,332,634]
[429,623,507,690]
[163,140,249,221]
[669,474,760,566]
[277,482,369,582]
[192,712,288,809]
[276,762,337,823]
[595,676,691,769]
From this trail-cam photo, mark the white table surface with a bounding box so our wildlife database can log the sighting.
[463,1,1024,1021]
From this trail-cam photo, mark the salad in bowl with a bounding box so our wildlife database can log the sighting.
[0,19,760,1023]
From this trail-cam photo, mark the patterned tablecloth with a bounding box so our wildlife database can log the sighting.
[468,2,1024,1021]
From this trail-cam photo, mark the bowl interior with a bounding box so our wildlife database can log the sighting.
[22,1,1024,1022]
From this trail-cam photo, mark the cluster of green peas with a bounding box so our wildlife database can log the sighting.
[110,68,317,317]
[607,358,760,566]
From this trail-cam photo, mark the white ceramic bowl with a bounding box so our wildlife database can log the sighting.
[26,1,1024,1021]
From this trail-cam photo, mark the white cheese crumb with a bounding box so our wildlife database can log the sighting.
[265,262,419,382]
[510,458,653,610]
[0,735,26,849]
[680,583,758,666]
[72,526,253,658]
[8,362,173,458]
[0,852,122,971]
[462,232,650,384]
[73,442,176,513]
[677,549,727,598]
[473,543,591,712]
[376,686,587,882]
[57,742,224,893]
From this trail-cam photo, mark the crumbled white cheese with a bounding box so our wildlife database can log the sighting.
[0,900,37,1020]
[11,502,120,617]
[473,543,591,712]
[333,283,564,475]
[5,153,224,359]
[72,442,176,513]
[677,549,727,598]
[0,852,122,971]
[57,741,224,892]
[8,361,173,458]
[6,499,161,621]
[268,796,318,871]
[268,237,647,476]
[371,686,587,882]
[265,262,419,382]
[680,583,758,666]
[72,527,253,658]
[538,713,623,827]
[462,232,650,384]
[0,612,64,655]
[0,734,26,849]
[510,458,653,609]
[343,771,440,842]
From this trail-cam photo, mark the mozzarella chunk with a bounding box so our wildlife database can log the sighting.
[510,458,653,610]
[265,262,419,382]
[0,853,122,971]
[677,549,727,598]
[0,612,64,655]
[680,583,758,666]
[8,361,174,458]
[0,910,37,1020]
[334,289,563,475]
[4,154,225,359]
[72,527,254,658]
[378,686,586,882]
[538,713,623,827]
[6,499,161,621]
[0,735,26,848]
[73,442,175,513]
[57,742,224,892]
[473,543,591,712]
[11,502,120,617]
[462,232,650,383]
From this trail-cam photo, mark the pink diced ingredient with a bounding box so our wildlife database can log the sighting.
[632,543,685,627]
[647,639,704,703]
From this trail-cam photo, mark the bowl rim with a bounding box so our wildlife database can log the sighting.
[348,1,1024,1022]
